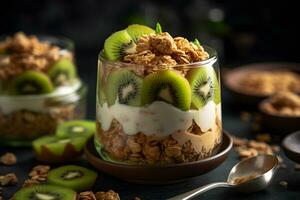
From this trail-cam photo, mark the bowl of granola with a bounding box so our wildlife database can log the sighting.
[0,33,87,146]
[259,92,300,134]
[95,24,223,166]
[223,63,300,107]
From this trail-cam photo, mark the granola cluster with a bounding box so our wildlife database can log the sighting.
[0,32,72,80]
[0,173,18,186]
[0,153,17,165]
[22,165,50,188]
[260,92,300,117]
[240,70,300,96]
[97,119,221,165]
[78,190,121,200]
[123,32,209,70]
[0,104,82,140]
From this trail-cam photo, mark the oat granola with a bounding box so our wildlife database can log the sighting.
[95,190,120,200]
[0,153,17,165]
[0,173,18,186]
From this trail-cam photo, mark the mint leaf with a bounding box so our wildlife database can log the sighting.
[155,23,162,34]
[193,39,201,48]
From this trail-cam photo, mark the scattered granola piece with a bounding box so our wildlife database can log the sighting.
[294,164,300,171]
[134,197,141,200]
[240,111,251,122]
[0,152,17,165]
[95,190,120,200]
[78,191,97,200]
[255,133,271,143]
[0,173,18,186]
[22,165,50,187]
[279,181,288,188]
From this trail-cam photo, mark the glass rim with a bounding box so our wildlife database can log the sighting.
[98,45,218,68]
[0,34,75,52]
[0,81,87,100]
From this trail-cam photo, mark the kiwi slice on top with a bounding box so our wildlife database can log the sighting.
[14,184,76,200]
[104,30,136,61]
[48,59,77,86]
[8,70,54,95]
[126,24,155,43]
[186,66,221,109]
[47,165,97,192]
[141,70,192,111]
[106,69,143,106]
[56,120,95,139]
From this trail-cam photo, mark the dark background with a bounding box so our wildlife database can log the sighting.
[2,0,300,118]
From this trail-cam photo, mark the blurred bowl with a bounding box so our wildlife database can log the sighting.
[223,62,300,107]
[84,131,232,184]
[282,130,300,163]
[259,100,300,135]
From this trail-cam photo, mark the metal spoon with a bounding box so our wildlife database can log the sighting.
[168,154,278,200]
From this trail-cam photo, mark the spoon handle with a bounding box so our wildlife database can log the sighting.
[167,182,232,200]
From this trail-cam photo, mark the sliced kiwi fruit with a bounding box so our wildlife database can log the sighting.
[47,165,97,192]
[141,70,191,111]
[32,135,87,163]
[8,70,54,95]
[106,69,143,106]
[56,120,95,139]
[48,59,77,86]
[14,184,76,200]
[126,24,155,43]
[186,66,221,109]
[104,30,136,61]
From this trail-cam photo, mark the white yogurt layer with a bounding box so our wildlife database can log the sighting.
[97,100,221,137]
[0,81,81,114]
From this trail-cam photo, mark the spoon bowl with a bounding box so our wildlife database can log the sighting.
[168,155,278,200]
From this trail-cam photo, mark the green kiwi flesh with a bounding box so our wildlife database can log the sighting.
[32,135,87,156]
[56,120,95,139]
[48,59,77,86]
[141,70,191,111]
[186,66,221,109]
[14,184,76,200]
[47,165,97,192]
[126,24,155,42]
[8,70,54,95]
[106,69,143,106]
[104,30,136,61]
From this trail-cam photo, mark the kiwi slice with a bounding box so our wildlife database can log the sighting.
[14,184,76,200]
[126,24,155,43]
[106,69,143,106]
[48,59,77,86]
[8,70,54,95]
[104,30,136,61]
[47,165,97,192]
[141,70,191,111]
[56,120,95,139]
[186,66,221,109]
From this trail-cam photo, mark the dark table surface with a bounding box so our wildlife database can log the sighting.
[1,78,300,200]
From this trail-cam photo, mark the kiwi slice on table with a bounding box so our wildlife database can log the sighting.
[8,70,54,95]
[141,70,192,111]
[56,120,95,139]
[104,30,136,61]
[186,66,221,109]
[106,69,143,106]
[14,184,76,200]
[126,24,155,42]
[32,135,87,163]
[48,59,77,86]
[47,165,97,192]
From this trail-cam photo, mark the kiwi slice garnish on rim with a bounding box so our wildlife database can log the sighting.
[47,165,97,192]
[48,59,77,86]
[104,30,136,61]
[186,66,221,109]
[56,120,95,139]
[8,70,54,95]
[126,24,155,42]
[141,70,192,111]
[14,184,76,200]
[106,69,143,106]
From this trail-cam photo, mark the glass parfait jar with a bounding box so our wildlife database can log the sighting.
[95,46,222,165]
[0,35,87,146]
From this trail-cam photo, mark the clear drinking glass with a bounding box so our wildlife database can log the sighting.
[95,46,222,165]
[0,36,87,146]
